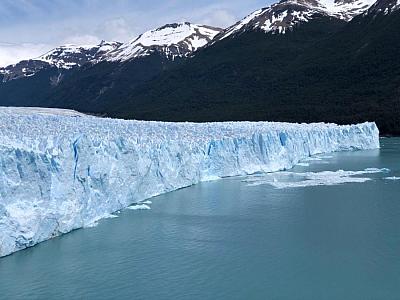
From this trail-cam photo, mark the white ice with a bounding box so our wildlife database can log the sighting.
[127,204,151,211]
[385,176,400,180]
[0,107,379,257]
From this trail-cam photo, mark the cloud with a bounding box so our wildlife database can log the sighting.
[95,17,138,42]
[199,9,237,28]
[61,35,101,46]
[0,42,52,67]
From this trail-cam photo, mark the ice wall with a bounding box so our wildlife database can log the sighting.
[0,107,379,257]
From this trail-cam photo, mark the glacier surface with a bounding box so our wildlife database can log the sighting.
[0,107,379,257]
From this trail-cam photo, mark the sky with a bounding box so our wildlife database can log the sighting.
[0,0,271,67]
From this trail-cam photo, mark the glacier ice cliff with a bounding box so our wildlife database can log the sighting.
[0,107,380,257]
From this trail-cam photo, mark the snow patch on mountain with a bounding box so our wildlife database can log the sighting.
[106,22,222,62]
[0,107,379,257]
[319,0,376,19]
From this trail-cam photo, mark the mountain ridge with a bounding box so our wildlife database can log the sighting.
[0,23,221,82]
[0,41,121,82]
[214,0,375,41]
[0,0,375,76]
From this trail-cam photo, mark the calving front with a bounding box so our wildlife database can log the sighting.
[0,107,379,257]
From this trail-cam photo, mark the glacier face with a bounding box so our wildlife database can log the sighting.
[0,107,380,257]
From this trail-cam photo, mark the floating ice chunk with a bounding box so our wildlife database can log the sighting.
[385,176,400,180]
[86,214,119,228]
[303,157,323,161]
[128,204,151,210]
[315,155,334,159]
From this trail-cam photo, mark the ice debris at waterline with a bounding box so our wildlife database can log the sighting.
[243,168,390,189]
[385,176,400,181]
[0,107,379,257]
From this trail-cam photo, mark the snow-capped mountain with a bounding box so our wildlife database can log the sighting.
[0,23,221,81]
[0,41,121,81]
[105,22,222,62]
[38,40,122,68]
[216,0,375,39]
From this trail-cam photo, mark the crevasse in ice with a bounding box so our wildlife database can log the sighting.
[0,107,380,257]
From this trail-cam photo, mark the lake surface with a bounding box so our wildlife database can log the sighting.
[0,138,399,299]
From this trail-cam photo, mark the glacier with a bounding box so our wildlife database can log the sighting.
[0,107,379,257]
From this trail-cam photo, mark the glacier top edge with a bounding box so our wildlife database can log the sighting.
[0,106,379,151]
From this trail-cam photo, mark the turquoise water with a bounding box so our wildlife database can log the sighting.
[0,138,399,299]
